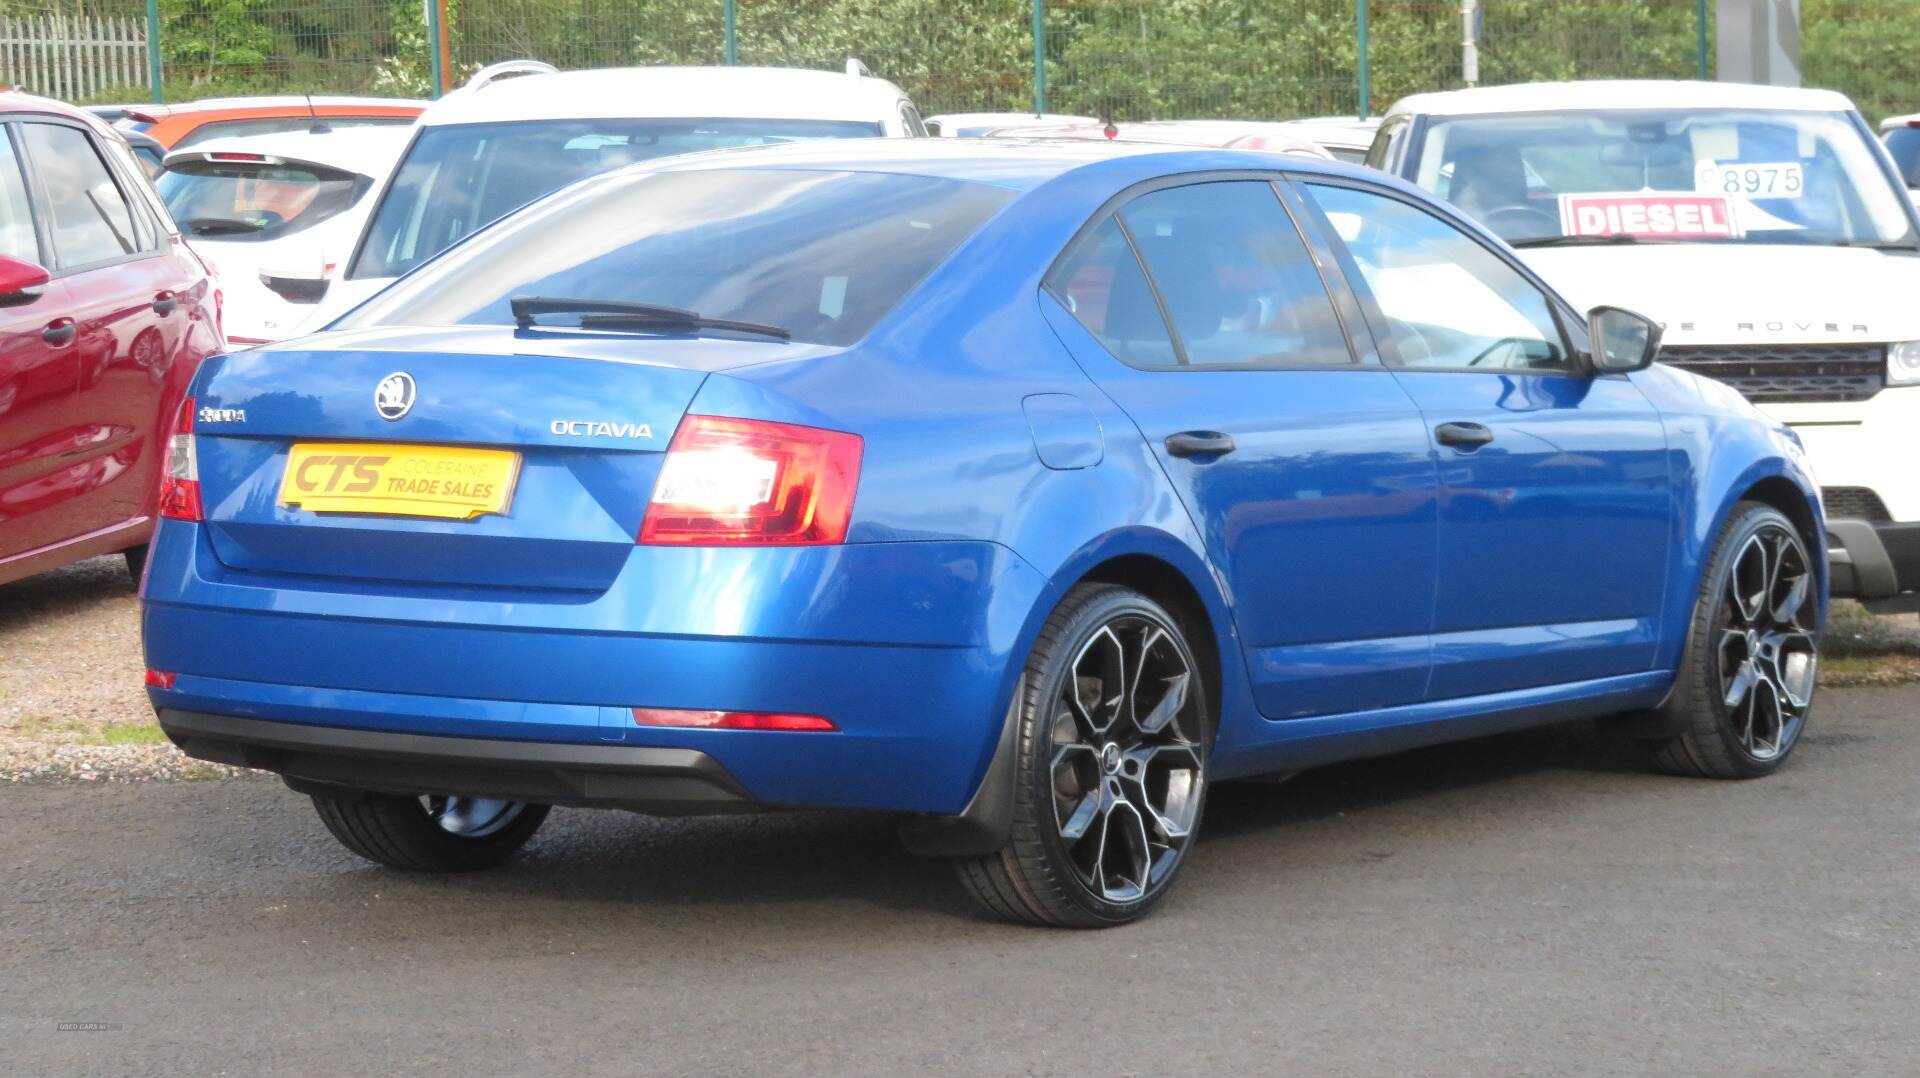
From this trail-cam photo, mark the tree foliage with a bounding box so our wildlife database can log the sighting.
[126,0,1920,124]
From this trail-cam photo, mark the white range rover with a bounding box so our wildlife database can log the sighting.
[1371,80,1920,609]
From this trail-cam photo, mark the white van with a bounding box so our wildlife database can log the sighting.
[287,61,924,332]
[1372,80,1920,609]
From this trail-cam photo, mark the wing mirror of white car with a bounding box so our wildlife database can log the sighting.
[0,254,50,307]
[1587,305,1663,373]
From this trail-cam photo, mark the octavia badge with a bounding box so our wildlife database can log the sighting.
[375,372,416,421]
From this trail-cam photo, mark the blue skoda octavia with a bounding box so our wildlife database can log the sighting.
[143,140,1824,927]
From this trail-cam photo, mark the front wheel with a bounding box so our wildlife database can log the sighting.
[1646,501,1819,778]
[311,790,549,871]
[955,584,1211,928]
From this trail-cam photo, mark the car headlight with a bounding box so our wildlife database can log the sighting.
[1890,341,1920,385]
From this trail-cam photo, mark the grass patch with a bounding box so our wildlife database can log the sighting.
[94,721,167,746]
[1819,654,1920,688]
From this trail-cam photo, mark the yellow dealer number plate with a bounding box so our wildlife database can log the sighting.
[279,443,521,520]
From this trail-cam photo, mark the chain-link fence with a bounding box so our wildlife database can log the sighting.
[0,0,1914,123]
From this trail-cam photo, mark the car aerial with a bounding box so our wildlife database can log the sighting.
[1372,80,1920,613]
[107,95,426,150]
[926,111,1098,137]
[159,126,411,345]
[284,60,925,334]
[1879,112,1920,195]
[0,91,223,587]
[142,138,1825,926]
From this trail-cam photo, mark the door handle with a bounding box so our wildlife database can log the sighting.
[41,319,76,346]
[1164,430,1237,458]
[152,292,178,315]
[1434,421,1494,448]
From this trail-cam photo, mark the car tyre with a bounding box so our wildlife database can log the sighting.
[311,790,549,871]
[1646,500,1818,779]
[124,545,147,582]
[955,584,1211,928]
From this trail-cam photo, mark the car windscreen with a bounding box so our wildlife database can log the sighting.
[338,168,1013,347]
[346,117,888,282]
[157,161,367,242]
[1415,108,1917,248]
[1885,127,1920,188]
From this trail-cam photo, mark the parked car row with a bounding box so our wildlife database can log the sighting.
[5,62,1917,926]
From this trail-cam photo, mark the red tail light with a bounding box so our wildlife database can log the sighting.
[157,396,202,521]
[630,707,837,732]
[640,415,861,546]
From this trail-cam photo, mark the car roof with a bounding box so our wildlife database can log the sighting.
[1882,113,1920,130]
[163,124,413,175]
[125,95,427,119]
[1388,79,1857,118]
[0,89,105,122]
[419,65,909,127]
[634,135,1372,193]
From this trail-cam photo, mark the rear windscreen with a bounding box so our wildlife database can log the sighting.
[339,168,1013,347]
[157,162,366,242]
[1886,128,1920,187]
[347,117,888,282]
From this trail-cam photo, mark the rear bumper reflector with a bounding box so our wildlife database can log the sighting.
[629,707,837,732]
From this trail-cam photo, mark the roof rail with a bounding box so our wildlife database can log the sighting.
[459,59,558,95]
[845,58,872,79]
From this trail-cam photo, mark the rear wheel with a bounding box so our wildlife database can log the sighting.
[1647,501,1818,779]
[123,545,147,582]
[955,584,1211,928]
[311,790,549,871]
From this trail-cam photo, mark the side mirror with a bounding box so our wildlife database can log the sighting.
[1586,305,1663,373]
[0,254,50,307]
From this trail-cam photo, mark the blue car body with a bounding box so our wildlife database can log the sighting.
[142,141,1825,832]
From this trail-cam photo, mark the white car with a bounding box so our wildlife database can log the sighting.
[158,127,411,344]
[288,60,922,333]
[1260,115,1382,163]
[1372,80,1920,608]
[926,111,1096,137]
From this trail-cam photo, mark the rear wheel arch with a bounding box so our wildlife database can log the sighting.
[900,537,1236,859]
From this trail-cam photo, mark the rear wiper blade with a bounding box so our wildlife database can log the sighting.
[510,295,791,340]
[1509,233,1652,249]
[185,216,266,235]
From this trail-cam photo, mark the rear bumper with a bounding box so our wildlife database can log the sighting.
[1826,518,1920,610]
[160,708,755,813]
[141,521,1050,814]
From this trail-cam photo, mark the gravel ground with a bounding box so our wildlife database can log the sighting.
[4,554,1920,784]
[0,556,245,783]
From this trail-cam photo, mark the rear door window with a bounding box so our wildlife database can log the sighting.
[158,161,365,242]
[349,117,888,281]
[18,122,140,269]
[1113,180,1355,368]
[1048,217,1179,367]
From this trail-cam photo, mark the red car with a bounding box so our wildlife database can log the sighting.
[0,92,223,586]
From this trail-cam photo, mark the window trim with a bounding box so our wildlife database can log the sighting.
[0,123,49,268]
[1042,170,1376,374]
[1286,172,1593,378]
[13,116,162,277]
